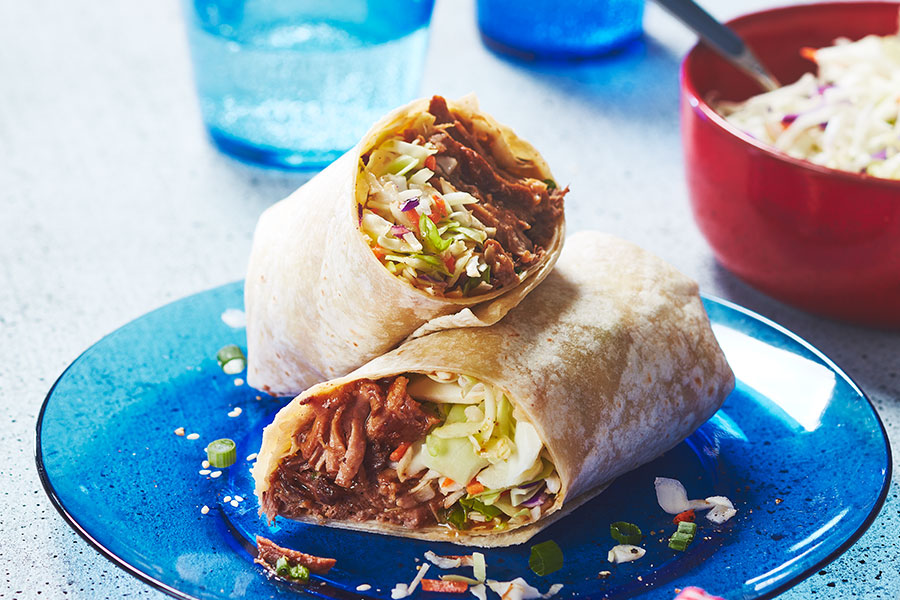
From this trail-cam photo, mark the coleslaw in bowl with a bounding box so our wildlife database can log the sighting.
[718,29,900,180]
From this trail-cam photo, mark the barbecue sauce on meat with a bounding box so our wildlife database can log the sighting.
[425,95,566,288]
[262,377,444,528]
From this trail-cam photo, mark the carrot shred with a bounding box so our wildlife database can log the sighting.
[429,197,448,223]
[424,155,436,170]
[421,579,468,593]
[443,254,456,273]
[466,480,485,495]
[442,477,456,488]
[800,46,817,62]
[674,509,695,524]
[390,442,411,462]
[372,247,387,261]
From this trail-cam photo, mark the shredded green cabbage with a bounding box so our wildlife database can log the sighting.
[404,373,559,532]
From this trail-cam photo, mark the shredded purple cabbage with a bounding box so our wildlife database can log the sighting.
[357,203,363,225]
[521,491,549,508]
[400,198,420,212]
[391,225,411,237]
[781,114,798,125]
[873,149,888,160]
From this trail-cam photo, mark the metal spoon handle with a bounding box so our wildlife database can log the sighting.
[652,0,780,91]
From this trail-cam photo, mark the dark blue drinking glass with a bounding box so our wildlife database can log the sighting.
[477,0,644,60]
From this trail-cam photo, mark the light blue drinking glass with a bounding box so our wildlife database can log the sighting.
[183,0,436,169]
[477,0,644,60]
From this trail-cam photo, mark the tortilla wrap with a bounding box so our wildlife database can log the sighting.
[253,231,734,547]
[245,95,566,396]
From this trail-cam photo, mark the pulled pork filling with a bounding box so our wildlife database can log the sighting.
[262,373,560,533]
[358,95,566,297]
[262,377,442,528]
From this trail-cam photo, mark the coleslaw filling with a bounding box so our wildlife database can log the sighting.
[717,32,900,179]
[356,97,565,298]
[398,372,559,532]
[359,133,499,297]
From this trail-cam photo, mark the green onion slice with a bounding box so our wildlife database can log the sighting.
[529,540,563,576]
[610,521,643,545]
[275,556,290,576]
[274,556,309,581]
[207,438,236,468]
[289,564,310,581]
[543,178,557,190]
[668,524,696,552]
[216,344,245,366]
[677,521,697,536]
[217,345,246,374]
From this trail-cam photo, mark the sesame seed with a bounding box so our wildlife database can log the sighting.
[174,427,185,436]
[227,407,242,418]
[234,378,244,386]
[230,500,239,507]
[186,433,200,440]
[246,453,258,461]
[202,460,210,468]
[235,496,244,502]
[356,584,372,592]
[223,496,232,503]
[210,471,222,478]
[199,470,211,475]
[201,505,209,515]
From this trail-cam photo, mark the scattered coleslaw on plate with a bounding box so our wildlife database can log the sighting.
[717,29,900,179]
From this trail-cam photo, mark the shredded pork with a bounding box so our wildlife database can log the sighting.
[262,377,443,528]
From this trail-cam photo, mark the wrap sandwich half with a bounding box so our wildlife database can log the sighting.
[253,231,734,547]
[246,95,567,396]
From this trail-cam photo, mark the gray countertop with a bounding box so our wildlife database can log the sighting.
[2,0,897,598]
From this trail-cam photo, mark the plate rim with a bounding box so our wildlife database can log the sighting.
[699,295,893,599]
[34,283,893,600]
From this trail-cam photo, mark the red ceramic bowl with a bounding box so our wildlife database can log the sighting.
[681,2,900,328]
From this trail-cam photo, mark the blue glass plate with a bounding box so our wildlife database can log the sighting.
[36,283,890,600]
